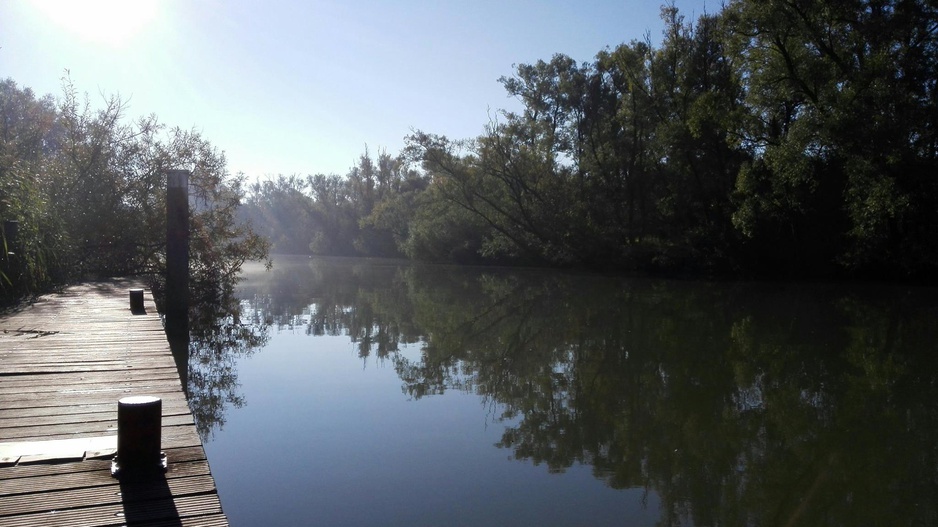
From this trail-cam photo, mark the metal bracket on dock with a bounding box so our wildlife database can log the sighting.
[111,451,168,478]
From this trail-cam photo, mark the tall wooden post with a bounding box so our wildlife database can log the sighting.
[3,220,18,256]
[3,220,21,290]
[169,335,190,398]
[166,170,189,338]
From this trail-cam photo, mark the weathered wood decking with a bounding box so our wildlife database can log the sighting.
[0,280,229,526]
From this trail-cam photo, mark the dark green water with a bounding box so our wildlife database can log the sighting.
[193,255,938,526]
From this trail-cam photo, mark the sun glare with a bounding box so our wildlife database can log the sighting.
[33,0,160,47]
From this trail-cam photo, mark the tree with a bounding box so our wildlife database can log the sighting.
[0,79,64,296]
[360,151,429,256]
[726,0,938,278]
[648,7,748,270]
[241,175,317,254]
[405,130,560,264]
[0,76,270,306]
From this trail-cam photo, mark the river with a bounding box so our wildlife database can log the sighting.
[188,255,938,526]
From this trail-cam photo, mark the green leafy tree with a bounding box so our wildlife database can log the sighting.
[241,175,317,254]
[0,80,65,296]
[306,172,357,255]
[352,148,417,256]
[360,152,429,256]
[649,8,749,269]
[726,0,938,278]
[404,131,550,263]
[0,76,270,306]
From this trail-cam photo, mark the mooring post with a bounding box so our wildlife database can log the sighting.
[169,335,190,398]
[2,220,18,257]
[112,395,167,478]
[129,288,145,313]
[2,220,21,290]
[166,170,189,337]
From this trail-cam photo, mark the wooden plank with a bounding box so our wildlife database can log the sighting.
[0,390,189,412]
[0,436,117,461]
[0,382,185,400]
[0,361,174,376]
[0,282,229,526]
[7,423,204,447]
[0,447,207,481]
[0,400,192,421]
[0,494,224,527]
[0,371,183,391]
[0,407,190,430]
[0,384,186,402]
[0,461,212,496]
[0,413,194,441]
[0,376,183,392]
[0,474,219,517]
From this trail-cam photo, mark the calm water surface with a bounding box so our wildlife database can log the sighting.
[190,255,938,526]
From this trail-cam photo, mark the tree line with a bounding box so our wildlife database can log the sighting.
[242,0,938,280]
[4,0,936,299]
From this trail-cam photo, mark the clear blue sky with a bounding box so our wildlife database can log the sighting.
[1,0,713,178]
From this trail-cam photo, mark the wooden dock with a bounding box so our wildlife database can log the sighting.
[0,279,229,526]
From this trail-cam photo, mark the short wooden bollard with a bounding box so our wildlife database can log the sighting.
[111,395,167,478]
[129,289,145,313]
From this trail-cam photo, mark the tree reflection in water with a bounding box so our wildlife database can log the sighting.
[185,294,270,440]
[204,256,938,526]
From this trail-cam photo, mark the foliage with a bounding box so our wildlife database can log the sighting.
[238,149,427,259]
[0,76,269,306]
[408,1,938,278]
[235,1,938,280]
[400,14,750,273]
[725,0,938,277]
[0,79,66,295]
[7,2,933,281]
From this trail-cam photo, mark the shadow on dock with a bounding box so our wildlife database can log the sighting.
[119,474,182,526]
